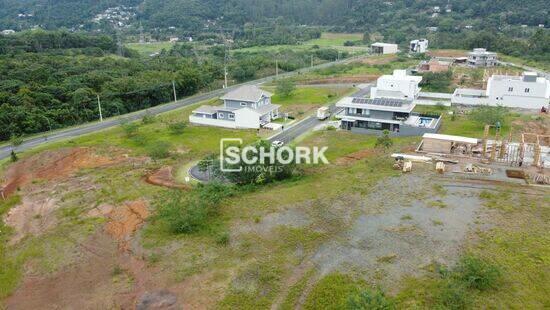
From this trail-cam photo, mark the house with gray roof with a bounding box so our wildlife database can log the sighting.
[189,85,280,129]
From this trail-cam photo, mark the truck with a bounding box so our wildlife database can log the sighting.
[317,107,330,120]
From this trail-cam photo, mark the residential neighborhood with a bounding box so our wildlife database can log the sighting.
[0,0,549,307]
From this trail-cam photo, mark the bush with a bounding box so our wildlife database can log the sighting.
[142,113,156,124]
[147,141,172,160]
[455,256,501,290]
[121,121,140,138]
[156,183,234,235]
[167,121,187,134]
[215,232,230,246]
[157,191,210,234]
[347,288,395,310]
[435,281,469,310]
[375,130,393,150]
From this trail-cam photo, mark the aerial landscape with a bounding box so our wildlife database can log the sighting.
[0,0,549,309]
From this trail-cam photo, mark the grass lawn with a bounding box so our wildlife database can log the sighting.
[306,33,364,47]
[500,54,550,72]
[126,42,177,56]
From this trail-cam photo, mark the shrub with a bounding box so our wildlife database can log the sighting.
[435,281,469,310]
[147,141,172,160]
[168,121,187,134]
[121,121,140,138]
[304,274,366,310]
[347,288,395,310]
[10,151,17,162]
[375,130,393,150]
[156,183,234,235]
[215,232,230,246]
[142,113,156,124]
[157,191,210,234]
[455,256,501,290]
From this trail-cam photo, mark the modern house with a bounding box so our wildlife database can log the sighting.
[370,70,423,100]
[467,48,497,67]
[371,43,398,55]
[189,85,280,129]
[335,70,441,136]
[410,39,429,53]
[452,71,550,109]
[335,97,441,136]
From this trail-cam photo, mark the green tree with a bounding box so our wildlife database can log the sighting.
[375,130,393,150]
[276,79,296,98]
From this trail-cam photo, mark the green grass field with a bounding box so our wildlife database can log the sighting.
[126,42,177,56]
[306,32,364,47]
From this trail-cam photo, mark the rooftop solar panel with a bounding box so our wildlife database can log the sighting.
[351,97,409,107]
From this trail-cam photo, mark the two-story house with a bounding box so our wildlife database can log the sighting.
[189,85,280,129]
[467,48,497,67]
[452,71,550,109]
[336,70,441,136]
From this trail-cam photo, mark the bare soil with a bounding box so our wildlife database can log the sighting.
[1,147,122,197]
[300,75,379,85]
[4,197,59,245]
[146,166,189,190]
[334,148,378,165]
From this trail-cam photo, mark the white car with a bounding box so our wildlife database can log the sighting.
[272,140,284,147]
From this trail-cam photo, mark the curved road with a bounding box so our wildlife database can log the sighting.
[0,54,370,160]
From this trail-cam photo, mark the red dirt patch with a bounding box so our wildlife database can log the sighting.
[335,149,378,165]
[1,147,120,198]
[4,197,59,245]
[103,200,150,251]
[5,230,171,310]
[146,166,189,189]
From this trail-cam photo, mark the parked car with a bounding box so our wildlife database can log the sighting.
[317,107,330,120]
[272,140,284,147]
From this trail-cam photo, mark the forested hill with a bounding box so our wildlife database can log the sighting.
[0,0,548,31]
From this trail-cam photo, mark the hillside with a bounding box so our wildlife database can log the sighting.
[0,0,548,31]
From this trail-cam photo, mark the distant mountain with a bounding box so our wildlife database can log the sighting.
[0,0,548,33]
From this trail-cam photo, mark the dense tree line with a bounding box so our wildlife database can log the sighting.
[0,30,340,140]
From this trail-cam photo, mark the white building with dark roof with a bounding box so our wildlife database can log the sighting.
[190,85,280,129]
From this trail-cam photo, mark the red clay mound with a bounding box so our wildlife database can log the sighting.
[146,166,189,189]
[1,147,119,197]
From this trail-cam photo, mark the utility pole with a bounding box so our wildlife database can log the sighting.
[172,80,177,102]
[97,95,103,122]
[311,55,314,68]
[224,66,228,88]
[276,60,279,78]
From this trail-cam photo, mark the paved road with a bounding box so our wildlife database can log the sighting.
[0,54,370,160]
[268,85,370,144]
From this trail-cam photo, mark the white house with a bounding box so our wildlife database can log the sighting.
[467,48,497,67]
[371,70,423,100]
[371,43,398,55]
[410,39,429,53]
[189,85,280,129]
[452,72,550,109]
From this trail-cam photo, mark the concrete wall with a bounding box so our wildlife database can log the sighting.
[344,117,441,137]
[234,108,261,129]
[189,115,237,128]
